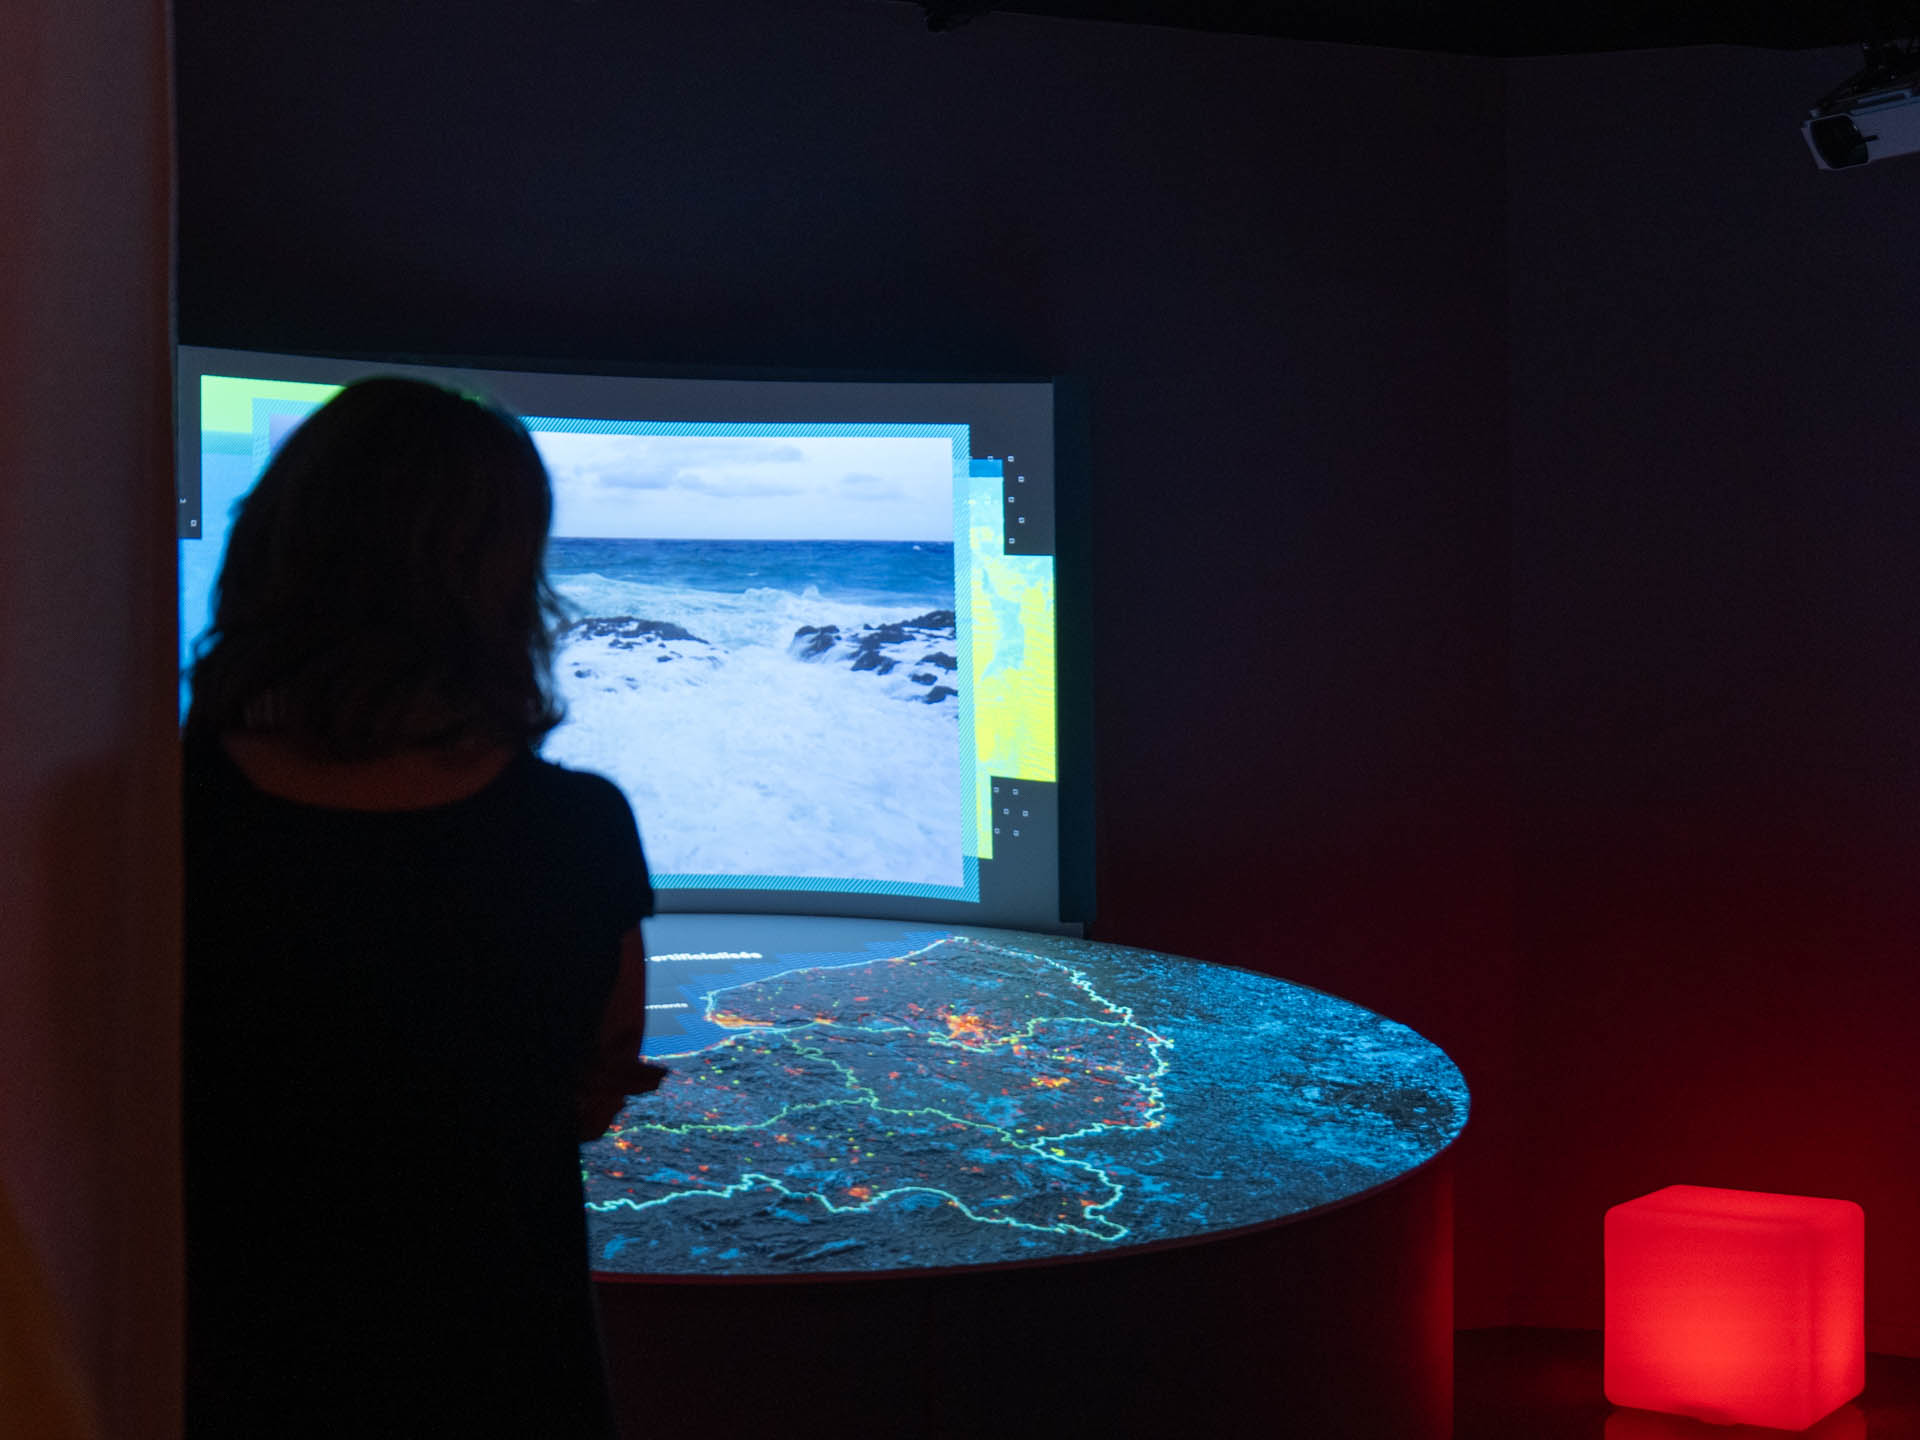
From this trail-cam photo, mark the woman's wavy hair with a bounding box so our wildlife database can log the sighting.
[186,376,567,758]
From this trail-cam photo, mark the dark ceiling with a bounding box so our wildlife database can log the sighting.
[914,0,1920,56]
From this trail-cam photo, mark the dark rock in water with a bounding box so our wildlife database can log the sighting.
[789,610,958,702]
[791,625,841,660]
[924,685,956,704]
[562,615,706,649]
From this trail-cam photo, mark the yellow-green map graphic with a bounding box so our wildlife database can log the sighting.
[201,374,339,433]
[967,473,1056,858]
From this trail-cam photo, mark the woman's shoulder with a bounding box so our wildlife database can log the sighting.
[204,731,519,813]
[517,756,652,916]
[520,754,638,828]
[183,733,644,890]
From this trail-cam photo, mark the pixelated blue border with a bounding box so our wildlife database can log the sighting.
[655,856,979,903]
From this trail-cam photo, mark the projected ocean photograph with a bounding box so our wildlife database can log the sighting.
[532,429,966,891]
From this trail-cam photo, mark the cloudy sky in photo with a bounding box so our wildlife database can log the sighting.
[532,430,955,541]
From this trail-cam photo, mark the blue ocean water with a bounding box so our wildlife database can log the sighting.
[547,537,953,614]
[540,538,965,890]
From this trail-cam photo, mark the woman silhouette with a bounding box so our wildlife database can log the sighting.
[183,377,662,1438]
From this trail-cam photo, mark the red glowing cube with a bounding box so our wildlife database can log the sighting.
[1605,1185,1864,1431]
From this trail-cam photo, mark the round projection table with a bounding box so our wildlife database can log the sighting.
[589,915,1467,1439]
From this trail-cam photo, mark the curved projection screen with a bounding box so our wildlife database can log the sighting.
[177,346,1073,931]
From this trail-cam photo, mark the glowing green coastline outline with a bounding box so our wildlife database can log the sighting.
[585,938,1173,1246]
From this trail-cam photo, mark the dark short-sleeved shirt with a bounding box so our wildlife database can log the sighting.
[182,737,651,1439]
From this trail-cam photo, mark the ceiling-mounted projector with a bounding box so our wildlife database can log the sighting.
[1806,42,1920,170]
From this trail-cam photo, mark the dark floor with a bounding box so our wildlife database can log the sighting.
[1457,1330,1920,1440]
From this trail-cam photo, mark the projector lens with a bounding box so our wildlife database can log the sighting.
[1810,115,1869,169]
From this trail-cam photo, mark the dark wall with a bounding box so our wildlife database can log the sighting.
[1509,46,1920,1355]
[5,0,180,1431]
[176,0,1515,1320]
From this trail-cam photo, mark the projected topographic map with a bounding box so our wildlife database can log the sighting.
[584,926,1466,1276]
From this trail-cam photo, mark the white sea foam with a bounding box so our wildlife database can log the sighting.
[544,576,963,889]
[553,574,941,652]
